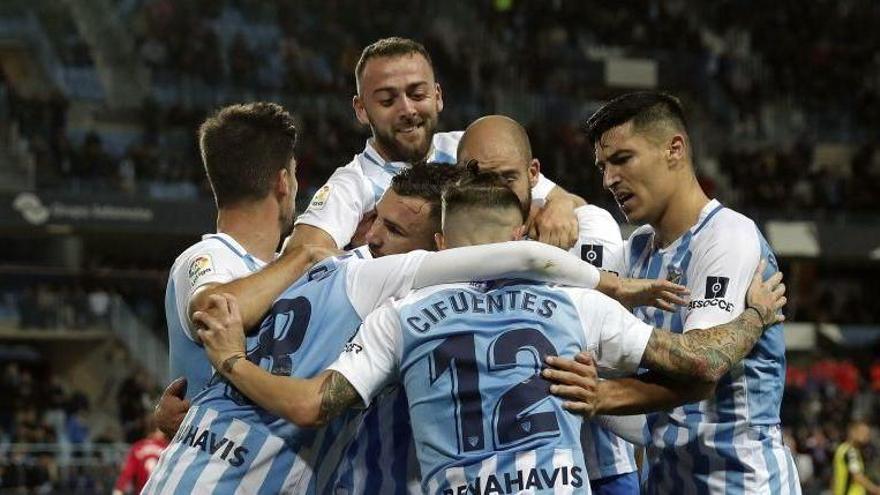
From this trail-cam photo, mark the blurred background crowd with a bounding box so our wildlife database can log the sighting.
[0,0,877,492]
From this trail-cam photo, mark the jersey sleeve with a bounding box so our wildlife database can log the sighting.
[294,165,373,249]
[571,205,624,274]
[846,447,863,474]
[574,289,653,375]
[683,220,761,332]
[327,303,401,407]
[344,251,430,318]
[173,243,249,341]
[530,172,557,203]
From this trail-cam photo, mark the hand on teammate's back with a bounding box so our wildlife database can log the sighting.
[154,377,190,438]
[746,259,786,327]
[193,294,247,372]
[529,196,579,250]
[541,352,599,418]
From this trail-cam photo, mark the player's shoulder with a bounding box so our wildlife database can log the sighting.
[694,203,760,249]
[169,235,229,272]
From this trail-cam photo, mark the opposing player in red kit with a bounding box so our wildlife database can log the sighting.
[113,418,169,495]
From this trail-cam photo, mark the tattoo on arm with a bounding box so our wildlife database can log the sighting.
[317,371,360,426]
[642,310,764,383]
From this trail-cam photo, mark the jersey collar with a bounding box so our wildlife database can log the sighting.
[652,199,724,253]
[201,232,269,267]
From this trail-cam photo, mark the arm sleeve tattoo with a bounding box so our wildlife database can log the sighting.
[641,309,764,383]
[316,371,361,426]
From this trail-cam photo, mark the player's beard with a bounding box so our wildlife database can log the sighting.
[371,113,437,163]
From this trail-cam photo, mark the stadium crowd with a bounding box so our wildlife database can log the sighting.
[0,360,159,492]
[2,0,879,214]
[784,358,880,494]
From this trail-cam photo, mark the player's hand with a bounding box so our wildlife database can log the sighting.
[154,377,190,438]
[542,352,599,418]
[746,259,786,327]
[530,194,579,250]
[194,293,247,371]
[616,277,690,311]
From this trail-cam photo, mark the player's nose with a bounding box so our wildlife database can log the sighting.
[398,94,417,116]
[603,166,620,191]
[364,222,383,248]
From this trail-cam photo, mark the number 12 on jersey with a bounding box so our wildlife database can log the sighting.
[428,328,561,454]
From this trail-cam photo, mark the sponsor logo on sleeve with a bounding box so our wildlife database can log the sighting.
[580,244,604,267]
[188,254,215,286]
[705,276,730,299]
[688,275,734,312]
[309,185,332,210]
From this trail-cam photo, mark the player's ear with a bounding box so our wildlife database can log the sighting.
[275,168,291,201]
[528,158,540,188]
[668,134,686,167]
[434,232,446,251]
[434,83,444,113]
[353,94,370,126]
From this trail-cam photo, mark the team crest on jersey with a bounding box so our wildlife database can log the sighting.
[580,244,604,267]
[666,266,683,285]
[188,254,215,286]
[309,185,332,210]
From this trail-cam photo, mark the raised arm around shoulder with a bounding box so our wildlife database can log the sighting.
[188,245,336,337]
[412,240,601,290]
[193,294,360,428]
[285,224,338,251]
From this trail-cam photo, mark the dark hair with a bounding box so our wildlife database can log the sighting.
[584,91,688,146]
[390,162,463,224]
[355,37,433,88]
[198,102,297,208]
[443,161,528,223]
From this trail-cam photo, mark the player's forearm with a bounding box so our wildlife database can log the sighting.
[191,246,326,332]
[221,358,324,427]
[592,415,648,446]
[596,373,715,415]
[641,309,765,383]
[413,241,600,290]
[286,224,339,251]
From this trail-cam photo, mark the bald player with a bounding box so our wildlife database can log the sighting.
[458,115,643,494]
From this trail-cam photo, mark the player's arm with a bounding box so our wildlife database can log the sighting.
[289,166,372,250]
[194,294,395,428]
[188,244,337,338]
[285,224,338,250]
[545,261,784,413]
[847,448,880,494]
[543,352,714,417]
[410,241,688,310]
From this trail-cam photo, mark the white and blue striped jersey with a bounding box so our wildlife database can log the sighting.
[330,280,654,494]
[165,233,267,399]
[623,199,801,494]
[295,132,557,249]
[566,205,638,483]
[145,248,431,495]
